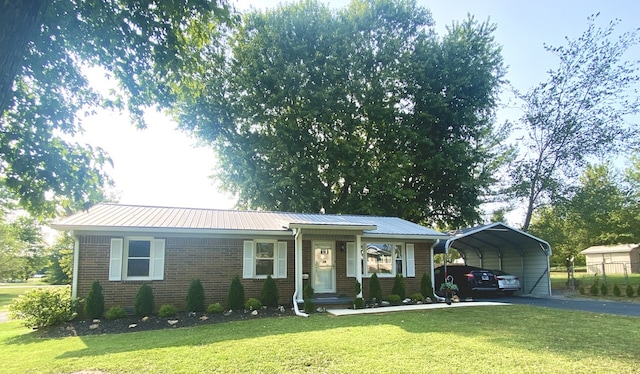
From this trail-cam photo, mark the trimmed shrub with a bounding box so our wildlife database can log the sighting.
[303,283,315,313]
[579,285,586,295]
[626,284,635,297]
[84,279,105,319]
[391,274,406,300]
[207,303,224,314]
[410,293,424,302]
[9,286,76,328]
[158,304,178,318]
[590,283,599,296]
[386,294,402,304]
[600,283,608,296]
[369,273,382,302]
[227,275,245,310]
[185,279,206,312]
[613,283,621,297]
[245,297,262,310]
[134,283,155,317]
[261,275,279,307]
[421,273,435,300]
[105,306,127,320]
[353,297,365,309]
[637,284,640,297]
[354,279,362,297]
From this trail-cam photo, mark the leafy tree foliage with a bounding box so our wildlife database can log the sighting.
[175,0,507,226]
[0,0,232,217]
[508,15,640,230]
[46,232,74,285]
[529,163,639,265]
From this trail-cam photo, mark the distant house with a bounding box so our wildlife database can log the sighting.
[581,244,640,275]
[52,204,448,311]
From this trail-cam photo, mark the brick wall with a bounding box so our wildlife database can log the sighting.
[76,236,433,310]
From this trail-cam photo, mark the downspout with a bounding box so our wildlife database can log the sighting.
[292,228,309,317]
[71,231,80,300]
[431,239,445,302]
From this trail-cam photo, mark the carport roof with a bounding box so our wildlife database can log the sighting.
[434,222,552,256]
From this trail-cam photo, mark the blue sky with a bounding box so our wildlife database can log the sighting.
[78,0,639,224]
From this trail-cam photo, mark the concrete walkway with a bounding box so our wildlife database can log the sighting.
[327,301,510,316]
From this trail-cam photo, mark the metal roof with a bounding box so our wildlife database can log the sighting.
[581,244,640,254]
[434,222,552,256]
[52,203,447,238]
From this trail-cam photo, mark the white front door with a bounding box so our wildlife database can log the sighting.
[312,241,335,293]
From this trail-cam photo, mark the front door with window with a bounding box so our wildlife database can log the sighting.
[312,241,335,293]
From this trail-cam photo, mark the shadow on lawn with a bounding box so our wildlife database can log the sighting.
[41,304,640,363]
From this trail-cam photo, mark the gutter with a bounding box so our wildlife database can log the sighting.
[430,239,445,303]
[292,289,309,317]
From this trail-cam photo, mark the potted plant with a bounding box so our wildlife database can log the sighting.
[439,280,458,305]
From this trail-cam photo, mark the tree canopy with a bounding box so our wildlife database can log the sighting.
[508,15,640,231]
[174,0,508,226]
[0,0,232,217]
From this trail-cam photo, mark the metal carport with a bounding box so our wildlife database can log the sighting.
[434,222,552,296]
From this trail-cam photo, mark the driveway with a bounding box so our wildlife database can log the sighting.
[490,295,640,317]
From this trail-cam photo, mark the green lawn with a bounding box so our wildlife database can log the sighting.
[1,305,639,373]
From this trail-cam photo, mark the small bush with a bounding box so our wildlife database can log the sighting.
[579,285,586,295]
[637,284,640,297]
[613,283,621,297]
[626,284,635,297]
[303,283,315,313]
[600,283,608,296]
[386,294,402,303]
[590,283,599,296]
[158,304,178,318]
[84,279,105,319]
[410,293,424,302]
[353,297,365,309]
[207,303,224,314]
[421,273,434,299]
[186,279,206,312]
[245,297,262,310]
[369,273,382,302]
[227,275,245,310]
[261,275,279,307]
[391,274,406,300]
[9,287,76,328]
[134,284,155,317]
[105,306,127,320]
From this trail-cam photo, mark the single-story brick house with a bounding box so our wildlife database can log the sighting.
[581,244,640,275]
[52,203,448,311]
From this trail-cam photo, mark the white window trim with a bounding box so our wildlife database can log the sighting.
[357,242,416,278]
[109,237,165,281]
[243,240,287,279]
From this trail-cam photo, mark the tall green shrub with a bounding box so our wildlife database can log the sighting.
[600,283,608,296]
[134,283,155,317]
[186,279,206,312]
[613,283,621,297]
[590,283,599,296]
[84,279,105,319]
[261,275,279,307]
[391,274,406,300]
[303,283,315,313]
[227,275,245,310]
[421,273,435,299]
[369,273,382,302]
[354,279,362,296]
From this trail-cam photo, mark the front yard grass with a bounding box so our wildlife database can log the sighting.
[1,304,638,373]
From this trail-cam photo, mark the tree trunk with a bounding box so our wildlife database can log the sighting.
[0,0,47,116]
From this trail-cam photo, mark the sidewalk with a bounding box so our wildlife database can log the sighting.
[327,301,510,316]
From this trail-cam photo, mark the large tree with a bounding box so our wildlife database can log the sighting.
[0,0,232,217]
[175,0,507,226]
[529,163,639,265]
[508,15,640,231]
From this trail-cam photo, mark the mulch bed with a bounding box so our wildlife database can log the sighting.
[37,307,296,338]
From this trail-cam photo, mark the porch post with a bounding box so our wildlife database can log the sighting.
[356,234,363,297]
[295,228,304,303]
